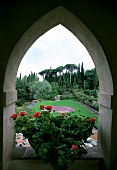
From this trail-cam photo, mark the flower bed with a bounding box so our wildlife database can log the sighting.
[52,106,75,113]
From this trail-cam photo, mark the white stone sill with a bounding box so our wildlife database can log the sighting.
[11,146,103,160]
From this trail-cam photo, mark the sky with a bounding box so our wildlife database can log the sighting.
[17,24,95,81]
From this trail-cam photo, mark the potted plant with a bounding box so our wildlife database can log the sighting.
[11,105,96,170]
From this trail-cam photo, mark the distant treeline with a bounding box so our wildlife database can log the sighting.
[38,63,98,90]
[16,62,99,106]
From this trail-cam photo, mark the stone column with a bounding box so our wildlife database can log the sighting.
[3,90,17,170]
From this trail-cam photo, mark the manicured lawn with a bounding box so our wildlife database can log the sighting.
[32,100,98,127]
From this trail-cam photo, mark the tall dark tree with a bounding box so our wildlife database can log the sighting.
[19,73,22,80]
[64,64,77,86]
[81,62,84,88]
[93,68,99,89]
[84,68,98,90]
[56,66,64,86]
[39,69,48,81]
[77,63,81,87]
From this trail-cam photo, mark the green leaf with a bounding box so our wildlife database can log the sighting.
[58,150,65,155]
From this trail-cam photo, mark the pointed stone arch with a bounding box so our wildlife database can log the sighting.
[4,6,113,94]
[3,6,113,170]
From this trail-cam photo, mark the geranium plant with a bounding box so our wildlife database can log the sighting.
[11,105,96,170]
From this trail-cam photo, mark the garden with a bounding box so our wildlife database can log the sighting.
[16,64,99,113]
[15,99,98,127]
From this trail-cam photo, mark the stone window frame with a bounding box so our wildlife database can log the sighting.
[3,6,113,170]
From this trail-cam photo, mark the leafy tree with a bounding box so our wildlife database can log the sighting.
[64,64,77,86]
[56,66,64,86]
[16,72,39,105]
[30,80,52,100]
[84,68,98,90]
[51,82,59,98]
[38,70,46,81]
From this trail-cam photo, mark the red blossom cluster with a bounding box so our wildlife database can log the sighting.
[11,113,17,120]
[19,111,26,117]
[33,112,41,118]
[61,113,66,116]
[11,111,26,120]
[88,117,96,123]
[40,105,45,110]
[40,105,52,111]
[11,105,53,120]
[44,105,52,110]
[72,144,78,150]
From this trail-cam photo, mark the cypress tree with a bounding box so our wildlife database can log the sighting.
[81,62,84,88]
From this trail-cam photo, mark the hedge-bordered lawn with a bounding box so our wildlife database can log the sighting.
[31,100,98,127]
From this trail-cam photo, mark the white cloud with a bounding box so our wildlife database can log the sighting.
[17,24,94,80]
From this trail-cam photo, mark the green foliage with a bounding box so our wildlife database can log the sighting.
[16,99,25,106]
[16,64,99,107]
[16,72,39,106]
[38,63,98,92]
[51,82,59,99]
[84,68,99,90]
[30,80,52,100]
[11,106,95,168]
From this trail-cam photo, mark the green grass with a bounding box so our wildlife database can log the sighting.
[31,100,98,127]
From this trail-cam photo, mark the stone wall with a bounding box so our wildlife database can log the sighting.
[0,1,117,170]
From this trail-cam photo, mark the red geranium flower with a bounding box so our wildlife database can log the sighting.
[33,112,41,118]
[44,106,47,109]
[72,144,78,149]
[19,111,26,117]
[61,113,66,116]
[46,105,52,110]
[40,105,45,110]
[88,118,96,123]
[11,113,17,120]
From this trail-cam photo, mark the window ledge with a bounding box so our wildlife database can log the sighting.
[11,146,103,160]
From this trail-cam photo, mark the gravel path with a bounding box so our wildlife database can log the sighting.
[27,102,38,108]
[52,106,74,113]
